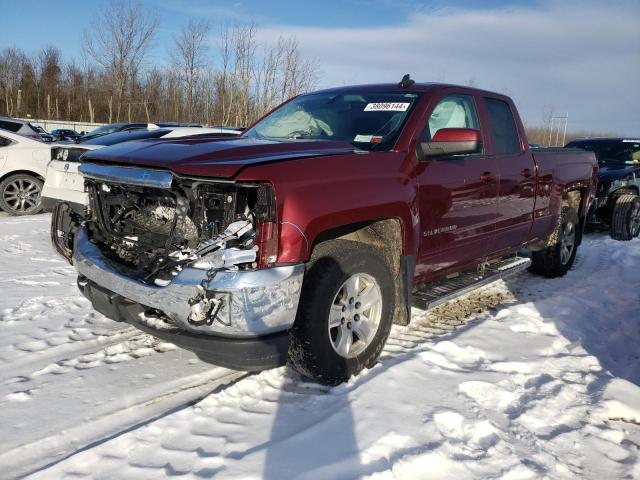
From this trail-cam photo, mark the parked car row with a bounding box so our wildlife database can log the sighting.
[42,125,242,208]
[0,121,242,215]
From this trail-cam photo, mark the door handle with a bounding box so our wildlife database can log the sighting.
[480,172,493,182]
[520,168,532,178]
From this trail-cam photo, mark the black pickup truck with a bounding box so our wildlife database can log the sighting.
[565,138,640,240]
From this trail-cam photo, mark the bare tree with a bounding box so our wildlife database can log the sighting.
[0,48,26,116]
[172,19,211,121]
[0,21,318,127]
[83,0,159,121]
[215,23,318,127]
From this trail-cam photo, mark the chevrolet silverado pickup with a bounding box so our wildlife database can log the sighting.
[51,77,598,385]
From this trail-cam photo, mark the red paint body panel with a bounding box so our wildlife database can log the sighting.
[83,83,598,286]
[84,137,356,178]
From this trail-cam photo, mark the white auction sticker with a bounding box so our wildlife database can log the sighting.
[364,102,410,112]
[354,134,373,142]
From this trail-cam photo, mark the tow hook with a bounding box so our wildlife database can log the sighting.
[188,285,228,327]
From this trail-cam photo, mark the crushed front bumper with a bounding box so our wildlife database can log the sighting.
[78,279,291,370]
[72,227,305,369]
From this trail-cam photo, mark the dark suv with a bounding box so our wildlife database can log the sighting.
[78,123,148,142]
[565,138,640,240]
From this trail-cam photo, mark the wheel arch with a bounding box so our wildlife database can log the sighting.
[611,185,639,196]
[0,169,45,184]
[563,188,587,246]
[309,218,413,326]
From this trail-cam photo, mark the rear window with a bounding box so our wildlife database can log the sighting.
[0,120,21,132]
[485,98,521,155]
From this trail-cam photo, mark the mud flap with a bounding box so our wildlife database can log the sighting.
[395,254,415,326]
[78,278,126,322]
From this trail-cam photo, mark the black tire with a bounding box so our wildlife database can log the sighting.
[610,194,640,241]
[530,206,580,278]
[0,173,44,216]
[288,239,396,385]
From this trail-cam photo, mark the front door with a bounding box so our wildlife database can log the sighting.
[415,93,499,280]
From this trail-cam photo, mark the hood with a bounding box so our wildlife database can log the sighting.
[82,136,357,178]
[598,164,639,182]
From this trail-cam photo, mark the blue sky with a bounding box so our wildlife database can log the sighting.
[3,0,541,58]
[1,0,639,134]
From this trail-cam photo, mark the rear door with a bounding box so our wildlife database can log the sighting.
[480,97,536,252]
[415,92,499,278]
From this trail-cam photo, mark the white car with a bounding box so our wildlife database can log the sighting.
[0,129,53,215]
[42,126,242,209]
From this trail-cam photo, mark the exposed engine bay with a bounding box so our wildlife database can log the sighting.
[81,174,276,286]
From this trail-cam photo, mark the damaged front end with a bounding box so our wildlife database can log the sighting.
[67,163,304,342]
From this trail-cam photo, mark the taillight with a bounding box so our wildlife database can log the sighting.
[256,221,278,268]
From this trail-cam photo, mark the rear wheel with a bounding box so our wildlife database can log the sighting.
[530,206,580,278]
[288,239,395,385]
[0,174,44,215]
[610,194,640,241]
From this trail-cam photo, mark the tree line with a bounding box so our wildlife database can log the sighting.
[0,0,317,127]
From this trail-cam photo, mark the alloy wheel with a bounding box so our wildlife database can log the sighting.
[560,220,576,265]
[328,273,383,359]
[2,177,42,214]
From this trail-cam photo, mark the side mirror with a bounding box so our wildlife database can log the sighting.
[418,128,482,159]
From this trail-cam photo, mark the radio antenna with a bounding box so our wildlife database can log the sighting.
[398,74,415,88]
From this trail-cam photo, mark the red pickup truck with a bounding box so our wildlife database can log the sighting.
[52,78,598,384]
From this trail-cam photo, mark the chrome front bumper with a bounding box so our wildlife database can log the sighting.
[73,227,304,338]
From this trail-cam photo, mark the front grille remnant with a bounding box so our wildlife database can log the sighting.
[84,169,275,283]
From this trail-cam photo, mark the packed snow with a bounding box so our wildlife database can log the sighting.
[0,212,638,479]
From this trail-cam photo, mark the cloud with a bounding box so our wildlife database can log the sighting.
[257,1,640,135]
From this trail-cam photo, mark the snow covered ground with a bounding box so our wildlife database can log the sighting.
[1,213,638,479]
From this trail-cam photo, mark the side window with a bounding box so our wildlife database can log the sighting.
[485,98,521,155]
[425,94,479,140]
[0,120,20,132]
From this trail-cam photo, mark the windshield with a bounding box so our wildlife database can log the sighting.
[567,140,640,165]
[243,91,421,151]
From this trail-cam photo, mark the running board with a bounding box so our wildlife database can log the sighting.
[412,256,531,310]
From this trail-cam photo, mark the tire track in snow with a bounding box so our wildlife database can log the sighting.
[0,294,140,381]
[2,369,245,478]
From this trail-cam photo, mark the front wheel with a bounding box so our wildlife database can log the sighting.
[288,239,395,385]
[0,174,44,215]
[530,206,580,278]
[610,194,640,241]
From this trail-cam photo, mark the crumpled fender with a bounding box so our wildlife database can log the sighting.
[278,221,310,263]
